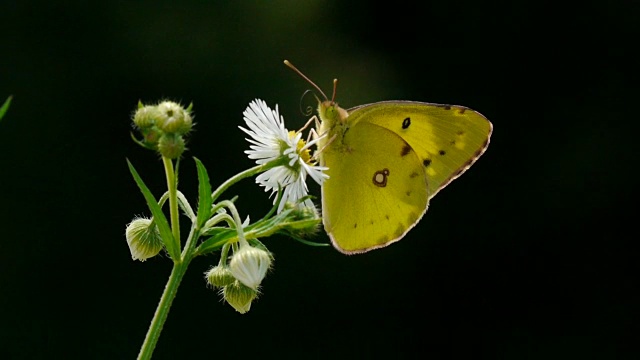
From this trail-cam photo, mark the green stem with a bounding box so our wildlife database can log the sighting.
[137,159,281,359]
[182,221,200,258]
[163,157,181,250]
[218,200,247,244]
[137,257,190,360]
[136,158,185,359]
[218,243,231,265]
[138,222,197,359]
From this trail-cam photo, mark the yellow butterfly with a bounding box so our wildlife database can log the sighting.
[285,61,492,254]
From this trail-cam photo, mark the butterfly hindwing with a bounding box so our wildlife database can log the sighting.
[321,121,429,254]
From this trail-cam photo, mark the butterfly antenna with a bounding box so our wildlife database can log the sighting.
[284,60,329,101]
[331,79,338,104]
[299,89,316,116]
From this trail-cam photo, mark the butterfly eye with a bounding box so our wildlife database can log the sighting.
[322,103,339,121]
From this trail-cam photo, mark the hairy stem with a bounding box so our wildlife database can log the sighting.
[163,157,181,250]
[137,257,190,360]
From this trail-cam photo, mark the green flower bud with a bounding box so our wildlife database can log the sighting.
[133,105,163,130]
[125,217,163,261]
[205,265,235,288]
[286,202,320,221]
[280,203,322,238]
[222,280,257,314]
[157,101,193,135]
[229,245,272,290]
[158,133,185,159]
[139,127,163,149]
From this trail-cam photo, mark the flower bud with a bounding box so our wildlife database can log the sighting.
[133,105,163,130]
[279,203,321,238]
[156,101,193,135]
[125,217,163,261]
[286,201,320,221]
[139,127,163,149]
[205,265,235,288]
[229,245,272,290]
[222,280,257,314]
[158,133,185,159]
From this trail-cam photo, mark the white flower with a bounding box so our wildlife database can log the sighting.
[240,99,328,213]
[240,99,290,165]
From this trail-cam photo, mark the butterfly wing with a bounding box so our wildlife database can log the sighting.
[321,121,429,254]
[347,101,492,197]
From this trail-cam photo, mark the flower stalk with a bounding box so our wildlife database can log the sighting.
[138,258,189,360]
[163,156,181,255]
[127,99,327,359]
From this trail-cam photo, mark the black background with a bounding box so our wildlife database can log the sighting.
[1,1,637,359]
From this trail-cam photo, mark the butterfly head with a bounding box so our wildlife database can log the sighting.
[319,100,349,125]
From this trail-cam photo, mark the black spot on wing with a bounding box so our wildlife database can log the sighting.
[423,159,432,167]
[439,150,446,156]
[401,144,411,157]
[373,168,390,187]
[402,117,411,129]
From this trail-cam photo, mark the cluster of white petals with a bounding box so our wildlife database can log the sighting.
[240,99,328,213]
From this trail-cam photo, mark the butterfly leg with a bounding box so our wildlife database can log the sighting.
[298,115,317,134]
[298,115,326,143]
[311,133,337,161]
[307,127,318,143]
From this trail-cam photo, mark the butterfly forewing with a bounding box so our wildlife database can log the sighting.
[348,101,492,197]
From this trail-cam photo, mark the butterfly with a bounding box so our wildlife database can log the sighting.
[285,61,492,254]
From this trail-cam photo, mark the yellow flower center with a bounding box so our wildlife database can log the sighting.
[288,131,312,164]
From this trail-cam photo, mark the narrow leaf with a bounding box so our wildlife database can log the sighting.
[196,229,236,255]
[0,96,12,121]
[194,157,213,229]
[126,159,179,260]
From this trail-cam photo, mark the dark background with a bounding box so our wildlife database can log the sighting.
[1,1,637,359]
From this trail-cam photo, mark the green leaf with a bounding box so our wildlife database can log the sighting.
[196,228,237,255]
[0,96,12,122]
[284,235,329,247]
[194,157,212,229]
[126,159,180,260]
